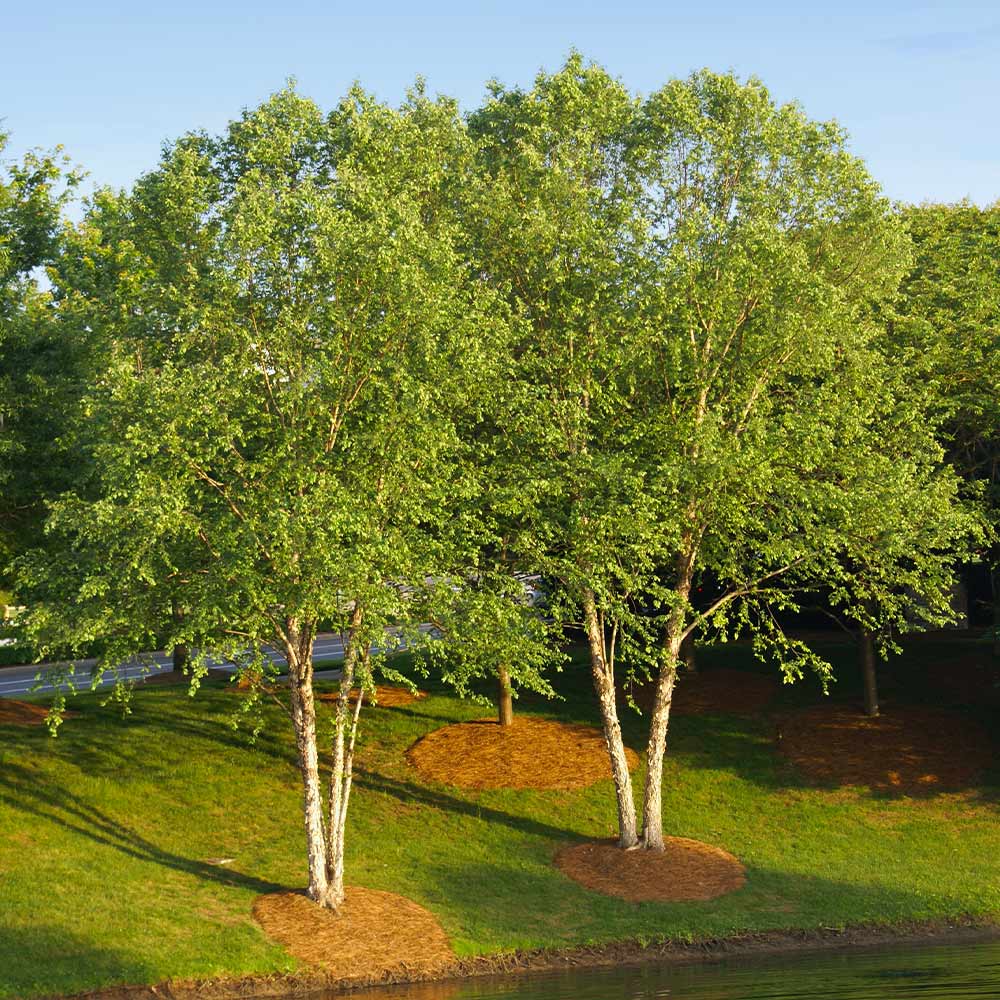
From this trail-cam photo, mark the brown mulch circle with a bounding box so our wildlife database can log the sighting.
[252,888,454,981]
[778,704,995,795]
[317,685,427,709]
[620,668,778,716]
[555,837,746,903]
[0,699,77,726]
[406,716,639,791]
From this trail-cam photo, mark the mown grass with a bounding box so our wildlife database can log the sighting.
[0,635,998,998]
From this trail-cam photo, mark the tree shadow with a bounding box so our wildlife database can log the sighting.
[354,766,582,842]
[651,702,1000,805]
[415,855,993,949]
[19,687,302,778]
[0,924,153,999]
[0,760,288,895]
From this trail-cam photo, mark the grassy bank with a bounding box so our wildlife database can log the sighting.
[1,637,998,999]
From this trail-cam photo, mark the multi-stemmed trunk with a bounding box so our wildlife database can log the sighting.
[581,587,638,848]
[285,606,366,911]
[583,555,694,853]
[497,663,514,727]
[285,618,331,906]
[326,606,366,909]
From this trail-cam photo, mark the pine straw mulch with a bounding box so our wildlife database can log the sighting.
[777,703,995,796]
[252,887,454,982]
[406,716,639,791]
[555,837,746,903]
[620,668,778,717]
[316,685,427,709]
[0,698,77,726]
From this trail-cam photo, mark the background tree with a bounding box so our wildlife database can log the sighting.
[894,201,1000,647]
[0,133,82,592]
[20,86,494,911]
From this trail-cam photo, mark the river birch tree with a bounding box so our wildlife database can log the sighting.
[470,59,975,851]
[20,87,494,909]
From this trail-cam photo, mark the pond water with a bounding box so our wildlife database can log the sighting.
[340,939,1000,1000]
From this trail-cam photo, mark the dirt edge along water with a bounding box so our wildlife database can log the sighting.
[60,915,1000,1000]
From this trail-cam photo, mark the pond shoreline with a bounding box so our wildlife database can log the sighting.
[66,915,1000,1000]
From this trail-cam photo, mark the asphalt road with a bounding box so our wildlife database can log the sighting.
[0,632,353,698]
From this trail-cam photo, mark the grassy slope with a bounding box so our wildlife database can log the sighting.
[0,638,997,999]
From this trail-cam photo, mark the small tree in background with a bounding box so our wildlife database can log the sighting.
[429,566,563,726]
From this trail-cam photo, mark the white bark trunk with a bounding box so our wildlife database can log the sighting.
[286,620,337,906]
[325,605,366,910]
[582,588,638,848]
[641,556,693,852]
[641,633,680,851]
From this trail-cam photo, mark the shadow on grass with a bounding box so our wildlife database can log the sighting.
[0,761,288,895]
[0,925,152,1000]
[414,855,975,946]
[354,767,581,843]
[13,688,302,779]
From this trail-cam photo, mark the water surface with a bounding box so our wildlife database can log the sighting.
[340,939,1000,1000]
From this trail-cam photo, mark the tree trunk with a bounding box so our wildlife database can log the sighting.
[860,628,879,718]
[991,565,1000,659]
[497,664,514,727]
[286,619,338,908]
[581,587,638,848]
[172,643,189,673]
[170,600,188,673]
[641,557,693,851]
[641,632,680,850]
[325,604,366,911]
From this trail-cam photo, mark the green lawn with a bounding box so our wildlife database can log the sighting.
[1,637,998,998]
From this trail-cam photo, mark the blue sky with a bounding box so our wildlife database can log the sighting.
[4,1,998,205]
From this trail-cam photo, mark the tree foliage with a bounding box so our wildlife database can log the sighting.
[0,133,82,579]
[894,201,1000,627]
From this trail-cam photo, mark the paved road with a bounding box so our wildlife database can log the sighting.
[0,633,354,698]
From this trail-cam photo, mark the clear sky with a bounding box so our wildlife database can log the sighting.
[3,1,998,205]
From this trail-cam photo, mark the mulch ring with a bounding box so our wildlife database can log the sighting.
[777,703,995,795]
[253,888,454,981]
[406,716,639,791]
[0,699,77,726]
[317,685,427,709]
[620,668,778,717]
[555,838,746,903]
